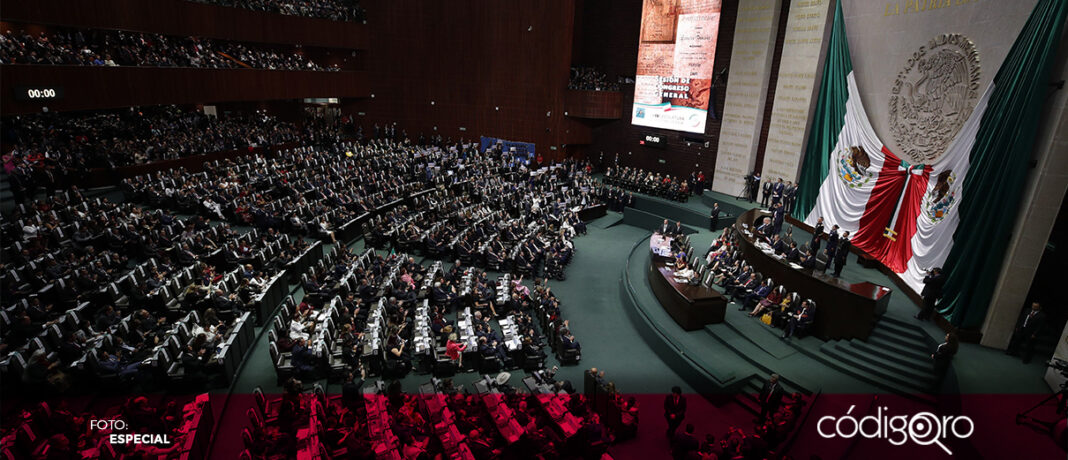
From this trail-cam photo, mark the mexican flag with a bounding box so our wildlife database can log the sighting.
[793,0,1066,328]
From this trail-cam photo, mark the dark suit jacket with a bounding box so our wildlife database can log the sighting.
[921,272,946,299]
[759,381,784,408]
[671,432,700,459]
[1016,309,1047,334]
[835,239,851,263]
[664,394,687,420]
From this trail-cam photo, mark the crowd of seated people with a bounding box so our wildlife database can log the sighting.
[603,166,697,202]
[701,229,818,339]
[187,0,366,22]
[0,183,295,397]
[271,236,584,385]
[0,395,211,459]
[0,25,336,70]
[244,366,623,460]
[2,128,598,407]
[568,66,620,91]
[381,161,594,281]
[669,392,808,460]
[124,141,425,243]
[1,106,334,198]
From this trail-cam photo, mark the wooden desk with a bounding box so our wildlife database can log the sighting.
[647,238,727,330]
[733,209,892,340]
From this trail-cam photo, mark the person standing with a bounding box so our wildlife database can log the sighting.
[832,231,850,277]
[758,374,784,422]
[915,267,946,321]
[761,180,772,208]
[709,203,721,231]
[811,217,825,253]
[931,332,958,387]
[772,178,784,206]
[772,203,785,236]
[1006,302,1046,363]
[749,172,761,202]
[663,386,687,437]
[671,424,700,460]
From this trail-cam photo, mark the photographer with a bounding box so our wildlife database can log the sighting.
[914,267,946,321]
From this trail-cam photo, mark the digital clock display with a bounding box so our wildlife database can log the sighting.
[640,133,667,149]
[14,86,65,102]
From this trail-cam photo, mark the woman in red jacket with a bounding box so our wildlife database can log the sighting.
[445,336,467,367]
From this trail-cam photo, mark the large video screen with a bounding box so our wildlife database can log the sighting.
[631,0,721,134]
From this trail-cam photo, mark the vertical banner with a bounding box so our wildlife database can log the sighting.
[711,0,781,195]
[762,0,833,183]
[631,0,723,133]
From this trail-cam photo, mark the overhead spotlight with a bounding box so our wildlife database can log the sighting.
[528,26,533,31]
[495,106,499,111]
[546,111,551,117]
[564,111,568,116]
[431,101,435,105]
[371,94,375,98]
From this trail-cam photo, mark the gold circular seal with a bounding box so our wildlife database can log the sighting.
[889,34,980,164]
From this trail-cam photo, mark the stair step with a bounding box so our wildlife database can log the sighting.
[706,326,811,395]
[874,320,927,342]
[865,335,934,362]
[829,343,934,389]
[849,339,934,374]
[878,314,923,329]
[869,328,926,349]
[819,343,929,394]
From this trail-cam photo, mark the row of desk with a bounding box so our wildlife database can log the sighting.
[733,209,892,340]
[647,234,727,331]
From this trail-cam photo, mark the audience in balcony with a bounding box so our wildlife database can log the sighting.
[187,0,366,23]
[1,106,349,200]
[0,26,338,71]
[569,66,620,91]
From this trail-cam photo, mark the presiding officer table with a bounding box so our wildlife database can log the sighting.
[647,234,726,330]
[733,209,892,340]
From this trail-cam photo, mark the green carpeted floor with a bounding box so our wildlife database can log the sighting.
[208,193,1054,458]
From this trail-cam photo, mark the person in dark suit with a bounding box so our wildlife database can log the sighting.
[663,386,687,437]
[341,370,364,410]
[915,267,946,321]
[811,217,825,253]
[782,300,814,339]
[672,221,684,237]
[771,235,787,255]
[709,203,720,231]
[772,203,785,236]
[931,332,958,386]
[758,374,784,422]
[784,181,797,214]
[659,219,672,235]
[1006,302,1046,363]
[832,232,850,277]
[671,424,700,460]
[800,249,816,269]
[756,217,774,242]
[786,242,801,264]
[761,180,772,207]
[826,225,840,258]
[772,179,784,206]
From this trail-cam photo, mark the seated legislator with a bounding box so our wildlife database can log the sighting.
[782,300,815,339]
[749,285,786,318]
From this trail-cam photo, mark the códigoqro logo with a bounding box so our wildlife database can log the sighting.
[89,419,171,445]
[817,405,974,455]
